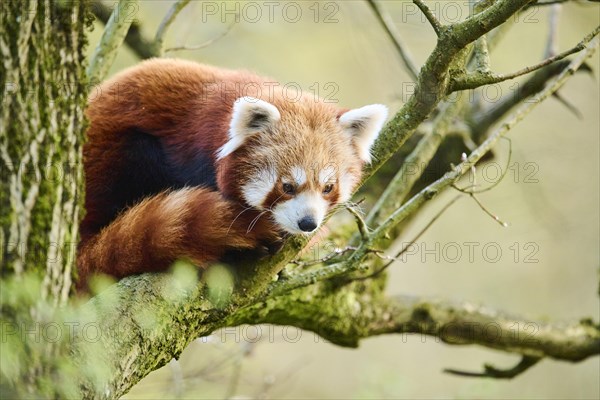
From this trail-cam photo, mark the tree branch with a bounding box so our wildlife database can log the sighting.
[526,0,579,8]
[266,32,599,296]
[90,0,155,59]
[87,0,138,82]
[240,294,600,362]
[450,25,600,92]
[153,0,191,57]
[414,0,443,36]
[164,20,236,54]
[470,59,592,140]
[91,0,231,60]
[68,1,599,397]
[445,355,542,379]
[367,0,420,80]
[365,101,466,230]
[366,0,533,182]
[75,270,600,398]
[473,38,492,73]
[450,0,536,49]
[545,4,562,58]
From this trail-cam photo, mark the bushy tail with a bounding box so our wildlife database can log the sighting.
[77,187,276,288]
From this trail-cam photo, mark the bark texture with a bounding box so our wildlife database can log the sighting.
[1,1,89,397]
[1,0,89,304]
[0,0,598,398]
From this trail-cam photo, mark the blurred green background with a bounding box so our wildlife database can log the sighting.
[87,1,599,398]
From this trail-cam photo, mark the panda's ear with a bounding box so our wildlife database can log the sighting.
[216,97,281,160]
[338,104,388,163]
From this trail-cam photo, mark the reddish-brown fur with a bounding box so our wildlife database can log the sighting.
[77,188,275,284]
[78,58,372,288]
[78,60,284,286]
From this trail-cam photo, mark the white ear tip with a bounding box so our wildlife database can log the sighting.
[358,104,388,123]
[339,103,389,164]
[339,104,388,124]
[370,104,389,120]
[234,96,281,121]
[236,96,259,104]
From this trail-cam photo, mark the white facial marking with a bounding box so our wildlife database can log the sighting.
[290,166,307,186]
[216,97,281,160]
[319,165,337,185]
[241,165,276,208]
[339,104,388,163]
[338,171,357,203]
[272,192,328,235]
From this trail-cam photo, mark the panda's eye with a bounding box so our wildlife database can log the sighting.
[282,183,296,194]
[323,184,334,194]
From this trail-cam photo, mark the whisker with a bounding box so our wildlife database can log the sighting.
[268,193,286,210]
[247,211,268,233]
[247,193,287,233]
[227,203,256,235]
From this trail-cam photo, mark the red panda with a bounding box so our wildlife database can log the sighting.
[77,58,388,286]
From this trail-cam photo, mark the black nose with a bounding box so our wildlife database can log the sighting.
[298,217,317,232]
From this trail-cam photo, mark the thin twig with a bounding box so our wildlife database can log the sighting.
[471,60,570,139]
[543,4,585,118]
[350,195,462,282]
[450,25,600,91]
[452,147,510,227]
[345,203,370,239]
[289,246,357,268]
[154,0,191,57]
[366,0,419,80]
[445,356,542,379]
[267,32,600,297]
[455,137,513,194]
[414,0,443,36]
[552,92,584,118]
[470,191,510,227]
[165,18,236,54]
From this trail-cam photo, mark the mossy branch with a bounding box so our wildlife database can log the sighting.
[90,0,155,59]
[75,271,600,398]
[280,33,599,291]
[240,293,600,362]
[73,38,599,395]
[87,0,138,82]
[414,0,443,36]
[67,0,599,397]
[366,0,534,180]
[450,25,600,92]
[264,0,536,278]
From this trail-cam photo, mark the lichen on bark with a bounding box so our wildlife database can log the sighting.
[1,0,599,398]
[1,0,90,302]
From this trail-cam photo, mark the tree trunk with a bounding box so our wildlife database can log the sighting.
[1,0,598,398]
[1,0,88,302]
[0,1,88,396]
